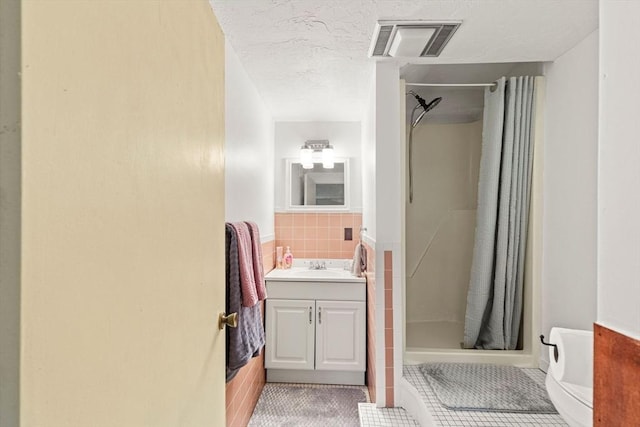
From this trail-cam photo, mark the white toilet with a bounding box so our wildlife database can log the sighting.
[545,327,593,427]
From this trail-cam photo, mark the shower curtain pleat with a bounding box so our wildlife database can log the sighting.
[463,76,536,350]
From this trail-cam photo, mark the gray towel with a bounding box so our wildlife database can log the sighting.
[225,224,265,382]
[351,243,367,277]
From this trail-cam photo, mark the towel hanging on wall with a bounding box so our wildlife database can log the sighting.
[351,243,367,277]
[227,222,267,307]
[244,221,267,301]
[225,223,265,382]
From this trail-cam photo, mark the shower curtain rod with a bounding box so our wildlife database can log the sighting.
[405,82,497,87]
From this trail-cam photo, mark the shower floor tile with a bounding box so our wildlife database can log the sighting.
[403,365,568,426]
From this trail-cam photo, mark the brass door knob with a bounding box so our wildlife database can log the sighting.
[218,312,238,330]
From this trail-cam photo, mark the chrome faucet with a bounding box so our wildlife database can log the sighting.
[309,260,327,270]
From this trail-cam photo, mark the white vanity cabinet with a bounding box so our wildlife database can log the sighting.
[315,300,366,372]
[264,277,366,385]
[265,299,315,371]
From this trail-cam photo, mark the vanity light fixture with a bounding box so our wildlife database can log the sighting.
[322,145,334,169]
[300,146,313,169]
[299,140,334,169]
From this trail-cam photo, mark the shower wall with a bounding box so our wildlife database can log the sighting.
[405,120,482,345]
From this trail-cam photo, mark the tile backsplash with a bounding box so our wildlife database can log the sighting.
[274,212,362,260]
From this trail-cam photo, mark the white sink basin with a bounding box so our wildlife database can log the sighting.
[265,266,364,283]
[295,269,346,278]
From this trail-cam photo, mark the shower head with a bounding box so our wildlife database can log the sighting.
[407,93,443,203]
[410,93,442,127]
[424,96,442,113]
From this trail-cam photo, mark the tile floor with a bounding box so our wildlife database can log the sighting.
[253,368,567,427]
[249,383,369,427]
[358,403,420,426]
[400,365,568,427]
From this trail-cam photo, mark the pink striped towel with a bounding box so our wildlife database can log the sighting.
[245,221,267,301]
[229,222,258,307]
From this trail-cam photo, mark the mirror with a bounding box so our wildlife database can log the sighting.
[286,159,349,210]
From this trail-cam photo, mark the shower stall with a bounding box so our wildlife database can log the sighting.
[401,71,544,367]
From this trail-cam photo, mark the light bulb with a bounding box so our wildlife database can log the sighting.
[300,147,313,169]
[322,145,334,169]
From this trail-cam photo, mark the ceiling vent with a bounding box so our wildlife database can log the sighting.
[369,21,461,58]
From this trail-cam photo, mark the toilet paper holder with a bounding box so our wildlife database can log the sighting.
[540,335,559,362]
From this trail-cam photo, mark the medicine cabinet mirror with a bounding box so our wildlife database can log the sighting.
[285,158,350,211]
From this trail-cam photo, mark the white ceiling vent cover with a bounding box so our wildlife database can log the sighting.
[369,21,461,58]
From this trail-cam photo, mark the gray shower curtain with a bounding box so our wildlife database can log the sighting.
[463,76,536,350]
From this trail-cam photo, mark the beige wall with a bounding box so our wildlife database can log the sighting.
[0,0,21,425]
[406,121,482,325]
[20,1,226,426]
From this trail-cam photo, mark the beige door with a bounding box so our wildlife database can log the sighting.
[21,1,226,425]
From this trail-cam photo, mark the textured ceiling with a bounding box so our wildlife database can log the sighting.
[209,0,598,121]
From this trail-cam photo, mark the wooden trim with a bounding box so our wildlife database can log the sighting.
[594,323,640,426]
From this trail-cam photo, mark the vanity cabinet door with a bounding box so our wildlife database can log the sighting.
[315,300,366,371]
[265,299,315,370]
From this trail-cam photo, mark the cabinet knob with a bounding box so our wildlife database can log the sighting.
[218,312,238,330]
